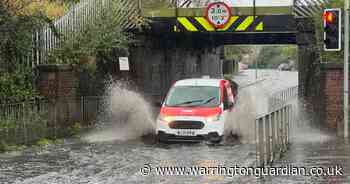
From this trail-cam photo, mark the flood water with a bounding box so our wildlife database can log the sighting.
[0,70,301,184]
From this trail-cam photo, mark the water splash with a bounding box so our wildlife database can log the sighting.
[83,80,156,142]
[224,87,258,144]
[225,70,305,144]
[289,99,331,143]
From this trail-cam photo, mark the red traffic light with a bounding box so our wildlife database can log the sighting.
[324,12,334,23]
[323,9,341,51]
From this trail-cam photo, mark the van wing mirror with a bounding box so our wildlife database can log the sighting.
[224,101,234,110]
[228,101,234,109]
[155,101,162,107]
[155,98,163,107]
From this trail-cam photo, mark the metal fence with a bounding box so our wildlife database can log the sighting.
[1,0,144,68]
[268,86,298,112]
[32,0,143,66]
[0,98,49,144]
[0,96,103,145]
[255,105,292,167]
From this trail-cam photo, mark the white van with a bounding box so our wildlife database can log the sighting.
[156,78,237,143]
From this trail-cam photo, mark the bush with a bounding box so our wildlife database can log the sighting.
[224,74,233,80]
[0,66,38,101]
[47,0,135,65]
[0,140,8,153]
[36,138,51,147]
[69,122,82,136]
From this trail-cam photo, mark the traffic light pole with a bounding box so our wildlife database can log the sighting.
[344,1,349,138]
[253,0,258,81]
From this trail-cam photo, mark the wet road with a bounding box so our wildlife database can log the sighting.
[0,140,257,184]
[263,133,350,184]
[2,130,348,184]
[1,69,326,184]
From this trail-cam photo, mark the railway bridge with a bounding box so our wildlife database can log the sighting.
[34,0,346,132]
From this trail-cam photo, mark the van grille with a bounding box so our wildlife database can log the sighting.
[169,121,204,129]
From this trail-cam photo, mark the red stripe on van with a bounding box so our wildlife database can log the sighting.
[220,80,226,102]
[160,107,222,117]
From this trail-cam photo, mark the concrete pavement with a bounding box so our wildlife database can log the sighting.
[262,130,350,184]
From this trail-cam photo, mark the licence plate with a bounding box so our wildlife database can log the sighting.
[176,130,196,136]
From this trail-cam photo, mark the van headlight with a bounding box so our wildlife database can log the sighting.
[157,115,175,123]
[206,114,221,122]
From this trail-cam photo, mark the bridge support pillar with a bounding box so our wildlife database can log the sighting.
[297,18,350,133]
[129,35,223,103]
[296,18,322,125]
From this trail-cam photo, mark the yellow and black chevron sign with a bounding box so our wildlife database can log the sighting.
[174,16,264,32]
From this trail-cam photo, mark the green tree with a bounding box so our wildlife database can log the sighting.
[48,0,135,64]
[281,46,297,60]
[0,0,49,101]
[224,45,254,61]
[256,46,297,69]
[0,1,48,71]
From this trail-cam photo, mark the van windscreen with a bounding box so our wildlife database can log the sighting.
[165,86,221,107]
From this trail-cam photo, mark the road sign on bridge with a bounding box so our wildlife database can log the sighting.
[142,0,297,34]
[205,2,232,28]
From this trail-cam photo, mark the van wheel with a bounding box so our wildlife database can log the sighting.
[209,136,223,144]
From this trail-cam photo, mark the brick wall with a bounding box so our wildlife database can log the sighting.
[36,64,79,128]
[36,64,77,98]
[320,63,350,130]
[296,18,350,132]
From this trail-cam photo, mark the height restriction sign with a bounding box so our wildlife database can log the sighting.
[205,2,232,29]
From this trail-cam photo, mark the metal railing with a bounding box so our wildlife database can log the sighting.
[0,96,103,144]
[255,105,292,167]
[293,0,326,18]
[0,98,49,144]
[32,0,143,66]
[268,86,298,112]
